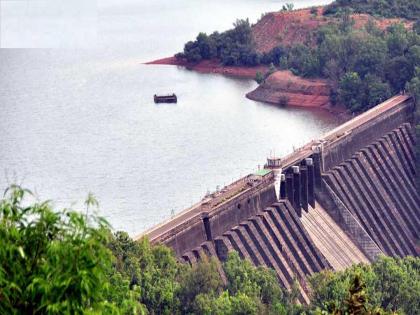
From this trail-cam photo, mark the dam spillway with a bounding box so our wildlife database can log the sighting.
[139,94,419,299]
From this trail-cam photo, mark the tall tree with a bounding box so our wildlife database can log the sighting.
[0,186,142,314]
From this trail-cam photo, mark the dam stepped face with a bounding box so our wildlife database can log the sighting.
[140,95,419,304]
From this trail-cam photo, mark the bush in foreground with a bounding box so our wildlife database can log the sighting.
[0,185,144,314]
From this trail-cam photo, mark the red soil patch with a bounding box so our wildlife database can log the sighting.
[252,8,413,53]
[351,13,413,30]
[147,57,268,80]
[252,8,328,53]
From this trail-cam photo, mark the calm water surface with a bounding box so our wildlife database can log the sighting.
[0,0,337,235]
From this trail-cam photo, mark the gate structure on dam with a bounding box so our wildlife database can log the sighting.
[138,94,419,303]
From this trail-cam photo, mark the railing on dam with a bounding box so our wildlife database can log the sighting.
[137,169,277,256]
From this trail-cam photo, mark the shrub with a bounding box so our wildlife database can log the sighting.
[278,95,289,106]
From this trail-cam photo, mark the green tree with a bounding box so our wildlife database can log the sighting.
[372,256,420,314]
[178,256,223,314]
[135,238,180,315]
[386,23,409,58]
[223,252,285,313]
[282,3,294,11]
[195,33,216,60]
[194,291,259,315]
[330,274,387,315]
[385,56,414,92]
[324,0,420,20]
[353,35,387,78]
[183,41,202,62]
[309,256,420,315]
[288,44,320,77]
[338,72,363,111]
[309,269,354,312]
[0,186,141,315]
[406,67,420,109]
[255,71,265,84]
[414,20,420,35]
[363,74,391,109]
[338,8,355,33]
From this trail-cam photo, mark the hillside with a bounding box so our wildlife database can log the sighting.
[253,7,413,53]
[148,2,418,112]
[324,0,420,20]
[246,7,414,109]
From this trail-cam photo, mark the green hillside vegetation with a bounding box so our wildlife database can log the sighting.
[1,186,419,314]
[406,68,420,194]
[324,0,420,20]
[175,19,258,67]
[177,1,420,113]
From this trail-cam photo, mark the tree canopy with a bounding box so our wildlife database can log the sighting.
[324,0,420,20]
[176,19,258,67]
[310,256,420,314]
[0,185,143,315]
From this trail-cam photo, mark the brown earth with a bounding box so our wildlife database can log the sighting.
[252,7,327,53]
[253,7,413,53]
[246,70,332,108]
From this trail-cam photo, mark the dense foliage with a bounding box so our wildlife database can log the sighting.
[0,186,143,314]
[406,67,420,194]
[1,187,419,314]
[324,0,420,20]
[175,19,258,66]
[108,233,300,315]
[0,187,296,314]
[310,256,420,314]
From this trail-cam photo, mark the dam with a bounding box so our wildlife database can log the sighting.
[138,94,419,302]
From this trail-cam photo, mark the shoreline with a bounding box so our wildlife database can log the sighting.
[146,56,349,117]
[146,56,268,80]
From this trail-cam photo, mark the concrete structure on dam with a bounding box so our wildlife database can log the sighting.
[138,94,419,303]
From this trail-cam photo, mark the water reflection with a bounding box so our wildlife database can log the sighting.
[0,0,338,235]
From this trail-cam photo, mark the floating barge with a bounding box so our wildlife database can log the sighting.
[154,94,177,103]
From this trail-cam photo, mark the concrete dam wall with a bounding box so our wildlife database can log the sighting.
[140,94,419,299]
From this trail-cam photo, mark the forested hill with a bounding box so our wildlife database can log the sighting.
[176,1,420,113]
[324,0,420,20]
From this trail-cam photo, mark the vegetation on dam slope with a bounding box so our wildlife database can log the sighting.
[176,0,420,113]
[407,69,420,194]
[1,186,419,314]
[324,0,420,20]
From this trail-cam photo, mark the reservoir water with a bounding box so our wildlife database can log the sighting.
[0,0,338,235]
